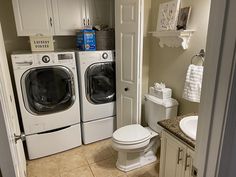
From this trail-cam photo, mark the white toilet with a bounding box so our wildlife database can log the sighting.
[112,94,178,172]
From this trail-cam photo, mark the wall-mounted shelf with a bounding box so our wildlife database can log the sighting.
[150,30,195,50]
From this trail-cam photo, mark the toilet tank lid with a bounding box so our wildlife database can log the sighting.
[113,124,151,143]
[145,94,179,108]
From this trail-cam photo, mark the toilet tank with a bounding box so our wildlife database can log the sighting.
[144,94,178,132]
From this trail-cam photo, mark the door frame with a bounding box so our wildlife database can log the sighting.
[195,0,236,176]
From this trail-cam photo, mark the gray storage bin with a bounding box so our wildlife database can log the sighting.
[96,31,115,50]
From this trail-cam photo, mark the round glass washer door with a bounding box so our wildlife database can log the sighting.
[86,62,116,104]
[21,66,75,115]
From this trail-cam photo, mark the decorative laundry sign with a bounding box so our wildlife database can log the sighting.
[30,35,54,52]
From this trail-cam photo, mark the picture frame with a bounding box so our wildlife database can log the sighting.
[176,6,192,30]
[156,0,180,31]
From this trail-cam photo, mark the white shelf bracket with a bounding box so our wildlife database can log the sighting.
[150,30,195,50]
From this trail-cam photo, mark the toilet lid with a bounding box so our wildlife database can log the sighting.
[112,124,151,144]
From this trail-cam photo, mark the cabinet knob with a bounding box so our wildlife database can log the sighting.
[124,87,129,92]
[87,19,90,26]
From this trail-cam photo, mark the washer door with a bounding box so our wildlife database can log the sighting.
[21,66,75,115]
[86,62,116,104]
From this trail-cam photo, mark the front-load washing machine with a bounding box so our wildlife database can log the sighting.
[76,51,116,144]
[11,51,82,159]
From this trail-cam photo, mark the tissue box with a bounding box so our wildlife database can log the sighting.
[149,87,172,99]
[76,29,96,51]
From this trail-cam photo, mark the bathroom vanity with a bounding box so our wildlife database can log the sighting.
[158,115,196,177]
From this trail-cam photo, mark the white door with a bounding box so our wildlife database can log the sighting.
[115,0,144,128]
[12,0,54,36]
[52,0,86,35]
[0,24,26,177]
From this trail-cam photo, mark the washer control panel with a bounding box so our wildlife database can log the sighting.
[12,52,76,70]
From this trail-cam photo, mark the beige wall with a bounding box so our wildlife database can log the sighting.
[141,0,152,123]
[0,0,30,57]
[147,0,211,115]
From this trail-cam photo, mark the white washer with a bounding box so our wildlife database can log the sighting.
[11,51,82,159]
[76,51,116,144]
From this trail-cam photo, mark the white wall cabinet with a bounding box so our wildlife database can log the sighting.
[85,0,114,27]
[160,130,195,177]
[52,0,86,35]
[12,0,54,36]
[12,0,114,36]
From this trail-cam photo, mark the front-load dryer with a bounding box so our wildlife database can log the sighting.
[76,51,116,144]
[11,51,82,159]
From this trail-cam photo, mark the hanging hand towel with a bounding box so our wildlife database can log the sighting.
[182,64,204,103]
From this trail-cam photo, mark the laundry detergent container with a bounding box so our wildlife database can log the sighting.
[112,94,178,172]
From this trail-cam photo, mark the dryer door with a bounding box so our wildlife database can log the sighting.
[21,66,75,115]
[86,62,116,104]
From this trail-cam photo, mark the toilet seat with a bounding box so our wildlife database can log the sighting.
[112,124,151,145]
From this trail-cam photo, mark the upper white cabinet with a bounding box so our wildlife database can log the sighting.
[85,0,114,27]
[12,0,54,36]
[12,0,114,36]
[52,0,86,35]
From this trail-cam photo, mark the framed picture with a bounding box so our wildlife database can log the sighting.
[176,7,191,30]
[156,0,180,31]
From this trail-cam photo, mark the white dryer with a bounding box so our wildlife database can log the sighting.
[11,51,82,159]
[76,51,116,144]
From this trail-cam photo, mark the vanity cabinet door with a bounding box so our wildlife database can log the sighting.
[183,148,195,177]
[52,0,86,35]
[12,0,54,36]
[160,131,186,177]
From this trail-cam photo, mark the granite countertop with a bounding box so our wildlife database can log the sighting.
[158,113,197,149]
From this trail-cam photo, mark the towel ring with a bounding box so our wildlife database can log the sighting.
[191,49,205,65]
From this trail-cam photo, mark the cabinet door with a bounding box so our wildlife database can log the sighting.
[85,0,114,27]
[183,148,195,177]
[52,0,86,35]
[160,131,186,177]
[12,0,53,36]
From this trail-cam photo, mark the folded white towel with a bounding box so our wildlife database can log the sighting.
[183,64,204,102]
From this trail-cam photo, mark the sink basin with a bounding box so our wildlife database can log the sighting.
[179,116,198,140]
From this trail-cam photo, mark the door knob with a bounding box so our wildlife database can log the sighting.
[14,133,26,143]
[124,87,129,91]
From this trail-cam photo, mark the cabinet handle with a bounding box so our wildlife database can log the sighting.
[185,154,191,171]
[50,17,53,27]
[83,18,86,26]
[87,18,90,26]
[177,148,183,164]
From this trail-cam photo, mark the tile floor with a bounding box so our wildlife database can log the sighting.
[27,139,160,177]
